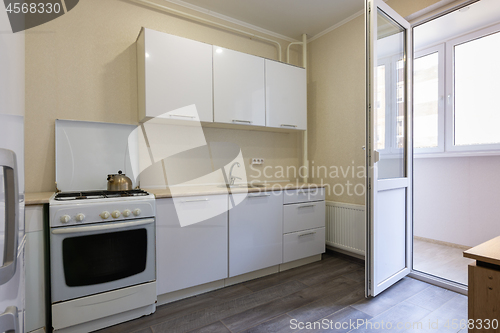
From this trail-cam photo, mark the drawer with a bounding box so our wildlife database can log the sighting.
[171,194,228,227]
[283,227,325,263]
[283,201,325,233]
[283,188,325,204]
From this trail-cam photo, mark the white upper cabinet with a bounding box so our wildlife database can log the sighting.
[137,28,213,123]
[213,46,265,126]
[265,59,307,130]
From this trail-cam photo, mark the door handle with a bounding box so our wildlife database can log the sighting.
[0,149,19,286]
[0,306,19,333]
[298,204,315,209]
[248,193,271,198]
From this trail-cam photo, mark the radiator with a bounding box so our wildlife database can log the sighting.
[325,201,365,256]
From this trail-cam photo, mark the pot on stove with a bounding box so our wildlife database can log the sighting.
[107,170,133,191]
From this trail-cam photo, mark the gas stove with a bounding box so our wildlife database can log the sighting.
[49,189,156,228]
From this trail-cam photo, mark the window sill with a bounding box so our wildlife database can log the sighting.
[414,150,500,159]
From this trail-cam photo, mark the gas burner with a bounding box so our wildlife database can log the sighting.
[54,189,150,201]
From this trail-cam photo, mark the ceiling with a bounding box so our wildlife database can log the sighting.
[165,0,364,41]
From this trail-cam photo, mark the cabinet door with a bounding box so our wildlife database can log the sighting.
[265,60,307,130]
[156,196,228,295]
[213,46,265,126]
[229,192,283,277]
[141,28,213,122]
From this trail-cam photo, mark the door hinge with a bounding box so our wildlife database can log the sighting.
[368,179,371,190]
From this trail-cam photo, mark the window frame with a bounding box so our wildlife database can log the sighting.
[445,22,500,153]
[413,44,445,154]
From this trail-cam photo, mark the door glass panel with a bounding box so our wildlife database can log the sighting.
[376,65,387,150]
[62,229,148,287]
[0,168,5,267]
[376,9,406,179]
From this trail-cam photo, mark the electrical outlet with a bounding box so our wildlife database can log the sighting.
[251,158,264,165]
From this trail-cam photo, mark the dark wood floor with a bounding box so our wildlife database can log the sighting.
[96,251,467,333]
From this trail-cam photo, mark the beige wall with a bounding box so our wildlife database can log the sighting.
[307,0,442,204]
[25,0,301,193]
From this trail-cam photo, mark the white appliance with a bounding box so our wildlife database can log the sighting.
[50,120,156,333]
[0,3,25,333]
[49,191,156,333]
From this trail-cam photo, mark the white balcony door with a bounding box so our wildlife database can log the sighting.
[365,0,413,297]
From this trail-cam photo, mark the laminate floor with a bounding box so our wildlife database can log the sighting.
[96,251,467,333]
[413,238,475,285]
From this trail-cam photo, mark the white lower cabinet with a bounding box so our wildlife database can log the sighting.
[156,196,228,295]
[283,227,326,263]
[229,192,283,277]
[25,205,47,333]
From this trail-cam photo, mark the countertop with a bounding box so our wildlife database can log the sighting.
[464,235,500,266]
[24,182,325,205]
[25,192,54,205]
[145,182,325,199]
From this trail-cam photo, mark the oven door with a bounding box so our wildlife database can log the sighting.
[50,218,155,303]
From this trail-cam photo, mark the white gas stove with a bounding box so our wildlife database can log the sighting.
[48,189,157,333]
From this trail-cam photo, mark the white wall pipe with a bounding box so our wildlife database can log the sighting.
[131,0,283,61]
[286,41,303,63]
[301,33,308,183]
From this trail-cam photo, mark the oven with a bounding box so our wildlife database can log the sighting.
[50,217,155,303]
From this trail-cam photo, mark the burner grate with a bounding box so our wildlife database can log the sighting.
[54,189,149,201]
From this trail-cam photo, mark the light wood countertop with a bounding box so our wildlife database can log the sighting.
[145,182,326,199]
[25,192,54,205]
[24,183,325,204]
[464,235,500,267]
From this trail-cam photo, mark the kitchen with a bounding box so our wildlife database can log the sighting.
[1,0,499,332]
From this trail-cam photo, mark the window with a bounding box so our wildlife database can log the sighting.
[453,30,500,147]
[413,44,444,153]
[413,22,500,155]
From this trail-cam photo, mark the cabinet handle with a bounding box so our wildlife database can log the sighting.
[169,114,196,119]
[298,231,316,237]
[280,124,297,128]
[248,193,271,198]
[298,204,315,209]
[232,120,252,124]
[182,198,209,203]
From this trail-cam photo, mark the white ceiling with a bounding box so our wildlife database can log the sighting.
[164,0,364,41]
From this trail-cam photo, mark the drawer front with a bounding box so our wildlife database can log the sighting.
[284,201,325,233]
[472,264,500,323]
[283,188,325,204]
[283,227,325,263]
[172,194,228,227]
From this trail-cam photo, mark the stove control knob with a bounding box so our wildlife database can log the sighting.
[122,209,131,217]
[112,210,121,218]
[133,208,141,216]
[60,215,71,224]
[75,213,85,222]
[100,211,110,219]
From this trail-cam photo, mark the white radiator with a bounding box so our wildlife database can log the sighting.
[325,201,365,257]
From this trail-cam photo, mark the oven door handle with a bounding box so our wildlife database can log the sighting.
[51,218,155,235]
